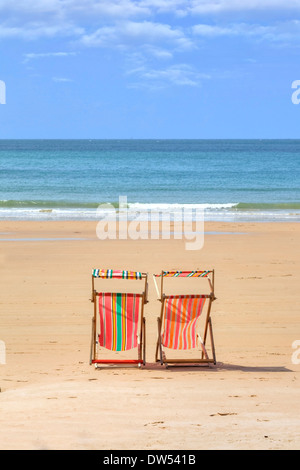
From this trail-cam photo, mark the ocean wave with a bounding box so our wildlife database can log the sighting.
[0,200,239,211]
[0,200,299,222]
[0,200,299,212]
[128,202,238,210]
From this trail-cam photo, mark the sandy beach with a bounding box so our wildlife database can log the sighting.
[0,220,299,450]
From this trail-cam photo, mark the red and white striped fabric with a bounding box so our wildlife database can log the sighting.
[161,295,207,349]
[155,271,210,278]
[98,292,141,351]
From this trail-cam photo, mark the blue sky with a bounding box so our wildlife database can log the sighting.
[0,0,300,138]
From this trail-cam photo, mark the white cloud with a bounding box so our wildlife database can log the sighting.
[79,20,193,50]
[192,23,271,37]
[1,0,300,96]
[1,0,299,95]
[64,0,150,18]
[0,22,84,40]
[52,77,74,82]
[143,45,173,59]
[0,0,298,17]
[23,52,77,62]
[138,0,300,15]
[192,20,300,42]
[188,0,300,14]
[0,0,300,29]
[0,0,299,44]
[0,0,62,15]
[139,0,187,13]
[0,0,149,42]
[0,0,150,21]
[127,63,210,88]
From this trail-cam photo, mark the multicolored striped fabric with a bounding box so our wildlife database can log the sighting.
[98,293,141,351]
[157,271,210,278]
[93,269,142,280]
[161,295,207,349]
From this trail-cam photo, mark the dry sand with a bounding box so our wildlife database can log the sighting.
[0,220,299,450]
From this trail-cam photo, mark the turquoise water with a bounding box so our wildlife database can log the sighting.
[0,139,299,221]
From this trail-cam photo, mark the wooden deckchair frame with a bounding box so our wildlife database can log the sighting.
[153,270,217,367]
[90,270,148,368]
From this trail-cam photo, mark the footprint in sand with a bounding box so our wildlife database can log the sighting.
[144,421,165,427]
[237,277,262,280]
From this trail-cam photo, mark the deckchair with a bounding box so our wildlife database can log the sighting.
[153,270,217,367]
[90,269,148,368]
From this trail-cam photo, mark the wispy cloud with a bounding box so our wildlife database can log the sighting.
[187,0,300,15]
[192,20,300,42]
[192,23,272,38]
[0,0,299,44]
[23,51,77,62]
[0,22,84,40]
[1,0,300,93]
[1,0,145,28]
[79,20,193,50]
[142,45,173,59]
[127,63,210,89]
[52,77,74,82]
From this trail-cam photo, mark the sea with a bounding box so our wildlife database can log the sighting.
[0,139,299,222]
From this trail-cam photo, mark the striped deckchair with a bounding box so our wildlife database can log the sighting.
[90,270,148,368]
[153,270,217,367]
[92,269,143,280]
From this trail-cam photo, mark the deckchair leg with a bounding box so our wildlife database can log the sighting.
[155,317,163,365]
[155,318,159,362]
[90,316,95,365]
[142,317,146,366]
[138,335,142,367]
[209,317,217,365]
[200,318,216,365]
[197,333,209,361]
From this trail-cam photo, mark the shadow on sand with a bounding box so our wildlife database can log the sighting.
[90,361,293,373]
[140,362,293,373]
